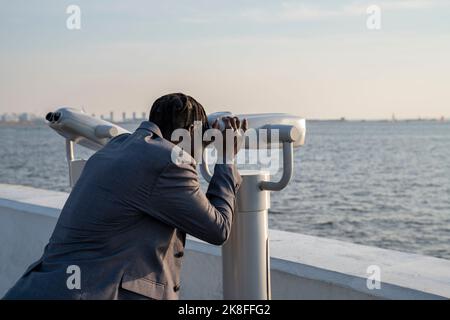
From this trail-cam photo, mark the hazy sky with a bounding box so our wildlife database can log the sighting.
[1,0,449,119]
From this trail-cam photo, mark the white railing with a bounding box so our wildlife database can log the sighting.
[1,183,449,299]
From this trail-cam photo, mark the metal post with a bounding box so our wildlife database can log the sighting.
[65,139,75,186]
[65,139,74,164]
[65,138,87,188]
[220,136,296,300]
[222,171,271,300]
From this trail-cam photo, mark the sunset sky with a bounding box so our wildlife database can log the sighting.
[1,0,449,119]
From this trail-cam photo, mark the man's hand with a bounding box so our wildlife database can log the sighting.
[212,116,248,164]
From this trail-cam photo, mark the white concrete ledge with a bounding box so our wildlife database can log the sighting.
[1,183,449,299]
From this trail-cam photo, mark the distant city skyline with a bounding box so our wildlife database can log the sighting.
[1,1,450,119]
[0,110,148,123]
[1,110,447,124]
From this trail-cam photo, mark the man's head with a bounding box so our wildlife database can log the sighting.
[148,93,248,164]
[149,93,209,141]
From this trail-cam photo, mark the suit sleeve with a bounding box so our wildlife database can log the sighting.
[146,162,242,245]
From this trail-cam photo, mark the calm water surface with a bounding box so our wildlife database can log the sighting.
[1,121,449,258]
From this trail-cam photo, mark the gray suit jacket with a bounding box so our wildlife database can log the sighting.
[3,121,242,300]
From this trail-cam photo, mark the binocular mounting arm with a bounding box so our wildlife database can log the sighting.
[199,124,299,192]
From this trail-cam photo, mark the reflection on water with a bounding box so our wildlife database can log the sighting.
[0,121,449,259]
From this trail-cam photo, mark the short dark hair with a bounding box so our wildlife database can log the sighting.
[149,93,209,141]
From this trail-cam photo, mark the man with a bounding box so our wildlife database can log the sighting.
[3,93,247,300]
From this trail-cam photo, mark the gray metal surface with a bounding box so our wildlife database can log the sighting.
[47,107,130,151]
[207,112,306,149]
[259,142,294,191]
[222,171,271,300]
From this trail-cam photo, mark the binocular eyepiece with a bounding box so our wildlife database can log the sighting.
[45,112,61,123]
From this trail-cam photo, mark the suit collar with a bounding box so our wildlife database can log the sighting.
[136,121,197,165]
[136,121,163,138]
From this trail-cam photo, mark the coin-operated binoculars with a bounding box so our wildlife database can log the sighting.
[200,112,306,300]
[46,107,306,300]
[45,108,130,186]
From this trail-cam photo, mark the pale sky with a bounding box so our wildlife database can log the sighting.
[0,0,449,119]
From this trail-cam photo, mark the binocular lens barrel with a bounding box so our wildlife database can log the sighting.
[45,112,61,123]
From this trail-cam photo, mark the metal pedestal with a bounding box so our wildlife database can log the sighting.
[222,171,271,300]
